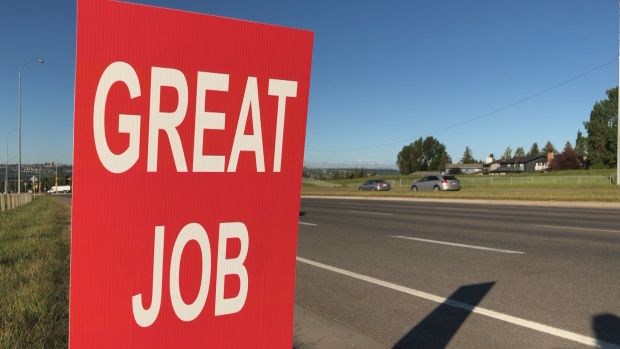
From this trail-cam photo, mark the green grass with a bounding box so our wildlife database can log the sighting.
[0,197,71,348]
[301,182,322,188]
[322,168,617,183]
[301,187,620,202]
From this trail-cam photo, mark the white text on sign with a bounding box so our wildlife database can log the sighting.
[132,222,249,327]
[93,61,298,174]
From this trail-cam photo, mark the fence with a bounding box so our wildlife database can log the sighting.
[386,176,615,188]
[0,193,33,212]
[452,176,615,188]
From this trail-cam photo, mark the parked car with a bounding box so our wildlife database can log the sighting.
[359,179,391,191]
[411,175,460,191]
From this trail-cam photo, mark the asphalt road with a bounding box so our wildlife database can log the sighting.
[49,193,73,205]
[296,197,620,349]
[54,194,620,348]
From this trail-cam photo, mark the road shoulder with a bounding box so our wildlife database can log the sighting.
[294,303,386,349]
[300,195,620,208]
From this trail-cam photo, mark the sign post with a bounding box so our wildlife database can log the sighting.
[71,1,313,347]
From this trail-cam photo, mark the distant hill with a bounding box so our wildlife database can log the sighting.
[303,167,400,178]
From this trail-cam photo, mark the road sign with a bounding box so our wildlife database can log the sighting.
[70,1,313,348]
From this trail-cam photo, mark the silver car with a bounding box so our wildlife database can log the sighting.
[411,175,461,191]
[359,179,391,191]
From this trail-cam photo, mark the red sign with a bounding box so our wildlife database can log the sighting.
[70,1,313,347]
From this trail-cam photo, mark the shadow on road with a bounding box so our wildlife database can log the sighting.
[299,212,307,217]
[592,313,620,348]
[393,282,495,349]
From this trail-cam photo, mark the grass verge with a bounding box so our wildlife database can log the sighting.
[301,187,620,202]
[0,197,71,348]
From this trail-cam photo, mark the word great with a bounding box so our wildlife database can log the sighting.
[94,61,298,173]
[133,222,249,327]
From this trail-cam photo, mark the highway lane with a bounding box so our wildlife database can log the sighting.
[53,193,620,347]
[49,193,72,205]
[296,197,620,348]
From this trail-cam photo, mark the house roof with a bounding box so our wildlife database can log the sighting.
[446,163,484,169]
[482,160,502,167]
[498,155,547,164]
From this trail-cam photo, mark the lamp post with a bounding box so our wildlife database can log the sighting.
[6,129,17,194]
[18,59,44,193]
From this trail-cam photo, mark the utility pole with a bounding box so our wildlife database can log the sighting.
[5,129,17,194]
[55,159,58,190]
[18,60,44,194]
[617,0,620,184]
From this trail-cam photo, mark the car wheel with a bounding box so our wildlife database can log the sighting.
[433,185,440,192]
[358,187,362,191]
[372,187,376,191]
[411,186,418,192]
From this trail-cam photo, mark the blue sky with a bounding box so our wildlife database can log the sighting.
[0,0,617,169]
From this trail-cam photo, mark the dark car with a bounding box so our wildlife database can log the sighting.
[359,179,391,191]
[411,175,460,191]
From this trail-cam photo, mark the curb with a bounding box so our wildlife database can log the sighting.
[300,195,620,208]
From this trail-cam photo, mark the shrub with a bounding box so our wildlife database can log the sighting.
[549,149,582,171]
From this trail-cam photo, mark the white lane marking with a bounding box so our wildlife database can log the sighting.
[533,224,620,234]
[390,236,525,254]
[299,222,318,226]
[348,210,392,216]
[296,257,620,349]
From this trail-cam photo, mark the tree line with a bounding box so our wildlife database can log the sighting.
[396,86,618,174]
[1,174,71,193]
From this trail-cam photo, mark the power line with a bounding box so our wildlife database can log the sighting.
[306,57,618,153]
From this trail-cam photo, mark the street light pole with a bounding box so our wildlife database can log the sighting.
[617,0,620,184]
[5,129,17,194]
[18,59,44,194]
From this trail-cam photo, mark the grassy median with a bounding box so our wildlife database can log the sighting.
[301,187,620,202]
[0,197,71,348]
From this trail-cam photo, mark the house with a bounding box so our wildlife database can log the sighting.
[487,155,548,174]
[482,159,502,174]
[446,163,484,174]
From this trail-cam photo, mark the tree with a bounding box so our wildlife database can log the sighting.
[583,86,618,169]
[333,169,341,180]
[527,143,539,157]
[461,146,475,164]
[396,137,447,174]
[541,141,556,156]
[489,153,494,158]
[422,136,447,171]
[502,147,512,160]
[575,130,588,157]
[439,151,451,172]
[396,138,423,174]
[370,171,376,176]
[450,167,463,175]
[514,147,525,157]
[564,141,573,152]
[548,149,582,171]
[358,167,367,178]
